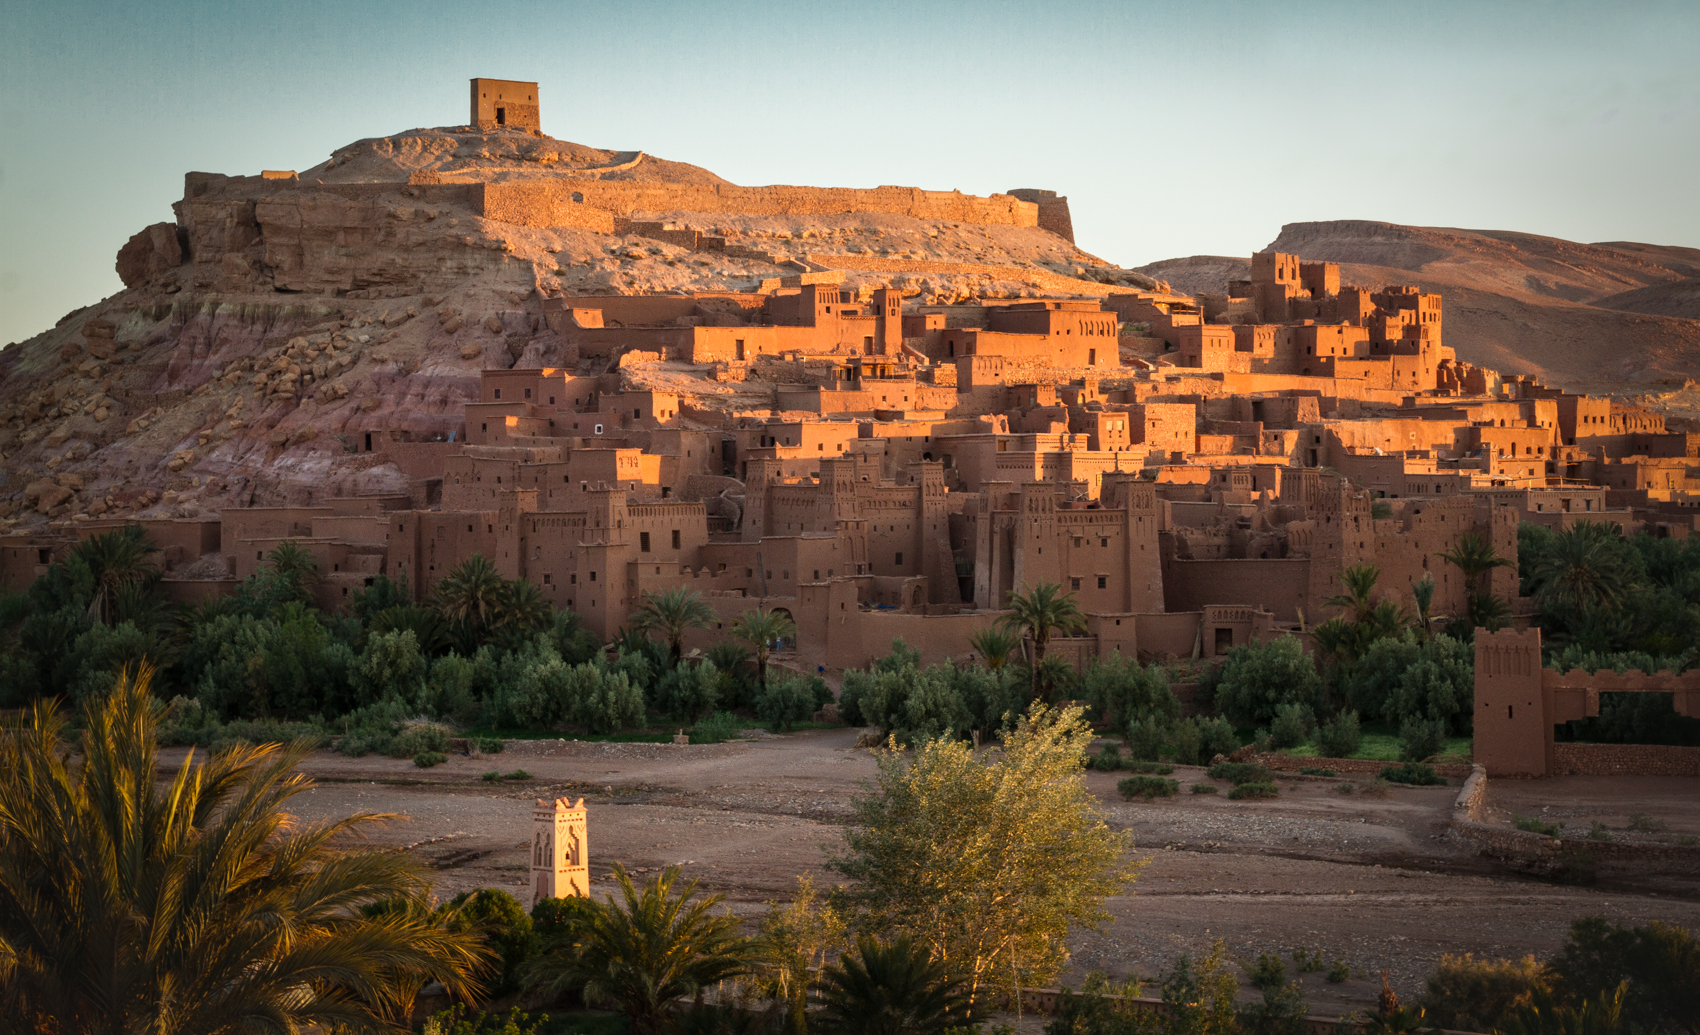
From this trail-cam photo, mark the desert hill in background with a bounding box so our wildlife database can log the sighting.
[1138,221,1700,391]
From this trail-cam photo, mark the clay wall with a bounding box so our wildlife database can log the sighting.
[75,518,220,572]
[1160,557,1310,622]
[220,507,330,571]
[476,181,1039,230]
[1005,188,1075,242]
[470,78,540,132]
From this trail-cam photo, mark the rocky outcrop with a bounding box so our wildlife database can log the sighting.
[116,223,186,288]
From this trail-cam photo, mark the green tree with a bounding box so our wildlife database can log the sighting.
[1214,636,1321,726]
[968,626,1021,671]
[499,578,555,642]
[0,665,490,1031]
[1440,531,1516,633]
[530,863,752,1035]
[70,524,161,626]
[998,582,1087,703]
[829,703,1137,1009]
[731,607,796,695]
[1412,574,1438,643]
[630,587,717,665]
[1327,563,1383,625]
[1528,523,1637,615]
[433,554,510,650]
[264,539,323,605]
[815,934,975,1035]
[754,878,846,1035]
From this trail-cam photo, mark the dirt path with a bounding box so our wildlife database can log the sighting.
[212,731,1700,1017]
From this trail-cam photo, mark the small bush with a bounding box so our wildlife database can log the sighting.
[414,751,448,768]
[1628,812,1667,832]
[481,769,531,782]
[1588,821,1613,842]
[1168,718,1202,767]
[1514,815,1563,837]
[1124,760,1174,775]
[1380,762,1444,786]
[1269,702,1312,750]
[1361,777,1392,797]
[1419,953,1550,1032]
[1206,761,1272,785]
[689,710,741,745]
[1334,782,1356,795]
[1195,715,1242,763]
[1398,716,1447,762]
[1118,775,1180,800]
[1246,952,1286,991]
[422,1005,545,1035]
[1191,783,1218,794]
[1124,715,1166,761]
[479,737,504,754]
[1315,710,1362,758]
[1291,947,1324,973]
[1326,960,1350,983]
[1090,744,1124,771]
[1227,781,1278,800]
[1299,767,1336,777]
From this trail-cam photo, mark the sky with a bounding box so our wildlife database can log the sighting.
[1,0,1696,344]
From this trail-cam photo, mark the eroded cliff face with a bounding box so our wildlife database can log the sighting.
[0,126,1139,528]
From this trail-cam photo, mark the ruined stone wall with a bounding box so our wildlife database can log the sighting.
[476,181,1039,230]
[1551,743,1700,776]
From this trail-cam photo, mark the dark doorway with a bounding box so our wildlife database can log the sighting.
[364,432,372,452]
[1214,628,1234,654]
[495,108,507,125]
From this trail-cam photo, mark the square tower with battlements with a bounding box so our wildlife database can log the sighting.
[471,78,540,132]
[531,797,589,907]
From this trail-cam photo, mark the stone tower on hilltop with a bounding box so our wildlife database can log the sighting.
[471,78,540,132]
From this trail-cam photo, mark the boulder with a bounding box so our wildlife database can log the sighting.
[34,485,74,514]
[459,343,483,360]
[115,222,185,287]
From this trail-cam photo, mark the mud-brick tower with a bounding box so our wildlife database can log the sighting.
[531,797,589,908]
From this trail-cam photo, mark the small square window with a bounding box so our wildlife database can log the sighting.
[895,552,903,565]
[640,532,651,552]
[672,530,681,549]
[1070,577,1081,590]
[1097,575,1107,589]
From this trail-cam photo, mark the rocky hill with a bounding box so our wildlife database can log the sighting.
[0,126,1150,526]
[1138,221,1700,387]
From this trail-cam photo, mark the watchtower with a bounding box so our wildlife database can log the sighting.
[530,797,588,907]
[471,78,541,132]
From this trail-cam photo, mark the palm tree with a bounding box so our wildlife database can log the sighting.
[1439,531,1515,594]
[265,539,322,603]
[732,607,796,695]
[71,524,160,625]
[1411,575,1436,643]
[1529,522,1635,614]
[501,578,555,635]
[0,665,491,1032]
[968,627,1021,671]
[815,934,975,1035]
[432,554,509,649]
[531,863,752,1035]
[630,588,717,665]
[997,582,1086,703]
[1325,563,1382,624]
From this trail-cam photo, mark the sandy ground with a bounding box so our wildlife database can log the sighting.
[178,730,1700,1019]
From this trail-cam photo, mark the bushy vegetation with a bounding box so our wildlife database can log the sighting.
[1378,762,1444,786]
[839,638,1032,745]
[1117,775,1179,799]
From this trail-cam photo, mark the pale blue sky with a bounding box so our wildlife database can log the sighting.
[2,0,1696,343]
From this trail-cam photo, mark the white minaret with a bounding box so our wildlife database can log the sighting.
[530,797,589,908]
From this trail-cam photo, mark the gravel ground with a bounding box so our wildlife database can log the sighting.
[173,730,1700,1019]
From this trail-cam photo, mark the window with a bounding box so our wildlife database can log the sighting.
[543,573,552,584]
[589,571,596,582]
[672,529,681,549]
[895,552,903,565]
[570,573,577,584]
[1071,577,1081,590]
[1097,575,1107,589]
[640,532,650,552]
[524,388,531,399]
[494,389,501,399]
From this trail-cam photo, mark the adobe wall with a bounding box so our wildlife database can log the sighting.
[476,181,1039,230]
[1161,557,1310,622]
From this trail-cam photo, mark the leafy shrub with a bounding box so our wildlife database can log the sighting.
[357,629,428,707]
[478,737,504,754]
[1191,783,1218,794]
[422,1005,545,1035]
[1418,954,1551,1031]
[1206,762,1272,785]
[652,659,720,721]
[1315,710,1362,759]
[502,648,646,734]
[413,751,448,768]
[1167,718,1201,766]
[689,711,741,745]
[1291,947,1324,973]
[1514,815,1563,837]
[1227,781,1278,800]
[1334,782,1355,795]
[756,673,832,732]
[1118,776,1179,799]
[1327,960,1350,984]
[1125,760,1174,775]
[1213,636,1320,726]
[1090,744,1124,771]
[1080,653,1178,731]
[1269,702,1312,750]
[1398,716,1447,762]
[1550,917,1700,1032]
[1588,821,1613,842]
[1298,767,1336,777]
[1628,812,1667,832]
[1246,952,1287,991]
[481,769,530,782]
[1380,762,1444,786]
[438,888,538,999]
